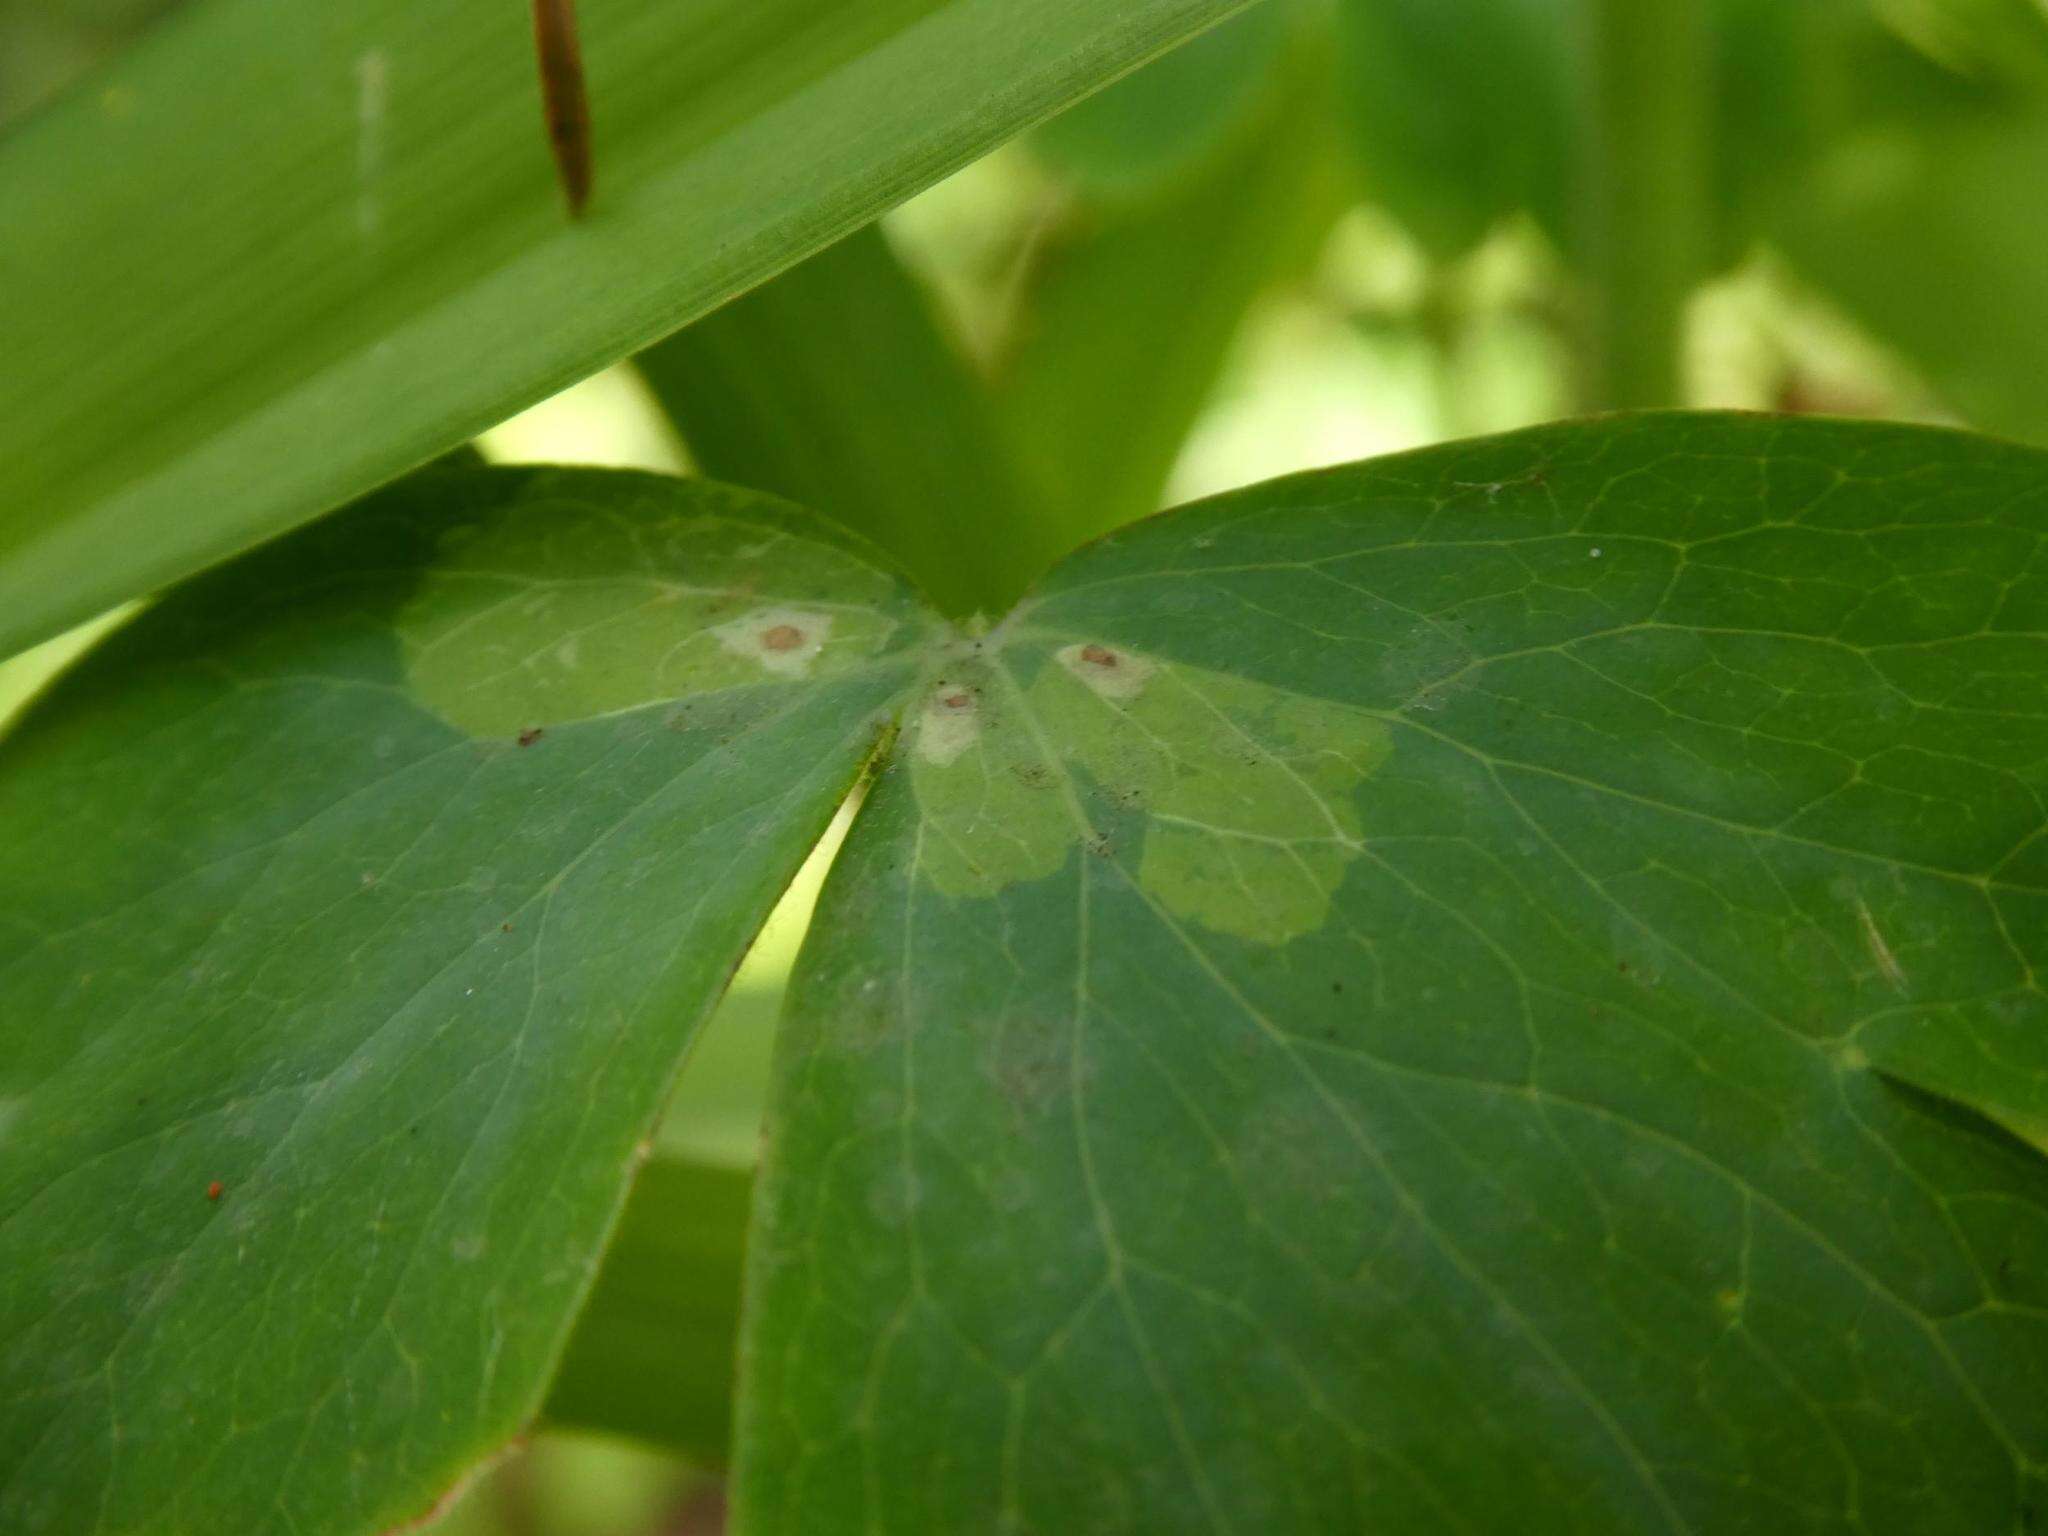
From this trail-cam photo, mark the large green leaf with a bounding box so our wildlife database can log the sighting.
[0,0,1254,662]
[737,413,2048,1533]
[12,413,2048,1535]
[0,466,929,1534]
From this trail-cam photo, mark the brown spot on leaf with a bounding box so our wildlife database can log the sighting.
[1080,644,1119,668]
[206,1181,224,1202]
[517,728,545,748]
[761,624,805,652]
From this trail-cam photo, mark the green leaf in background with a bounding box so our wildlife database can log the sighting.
[1717,0,2048,444]
[0,0,1256,661]
[1321,0,2048,434]
[1334,0,1580,259]
[737,413,2048,1533]
[543,1158,753,1465]
[1029,2,1293,200]
[0,467,930,1535]
[997,37,1351,565]
[635,226,1034,620]
[1772,112,2048,449]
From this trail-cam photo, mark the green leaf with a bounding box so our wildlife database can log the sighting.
[1334,0,1580,257]
[0,0,181,130]
[0,0,1255,662]
[15,413,2048,1534]
[1029,3,1293,200]
[1772,111,2048,447]
[737,413,2048,1533]
[996,45,1350,563]
[1722,0,2048,442]
[636,226,1035,620]
[0,465,929,1534]
[543,1157,753,1465]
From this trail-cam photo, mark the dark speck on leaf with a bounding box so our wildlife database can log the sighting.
[518,728,545,748]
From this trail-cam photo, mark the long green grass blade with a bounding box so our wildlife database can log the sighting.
[0,0,1252,660]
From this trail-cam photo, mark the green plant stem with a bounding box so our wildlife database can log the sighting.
[1579,0,1713,410]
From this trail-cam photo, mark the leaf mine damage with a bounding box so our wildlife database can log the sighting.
[712,605,835,679]
[914,682,982,768]
[910,637,1393,944]
[394,476,912,736]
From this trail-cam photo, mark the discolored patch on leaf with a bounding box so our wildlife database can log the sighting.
[396,474,913,736]
[909,635,1393,944]
[908,652,1072,899]
[1057,640,1158,701]
[712,606,836,679]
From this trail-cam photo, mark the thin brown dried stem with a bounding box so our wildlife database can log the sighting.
[532,0,593,215]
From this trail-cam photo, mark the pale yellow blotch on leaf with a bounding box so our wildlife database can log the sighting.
[1057,641,1158,702]
[713,606,835,680]
[915,684,983,767]
[909,656,1072,898]
[912,638,1393,944]
[396,493,904,736]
